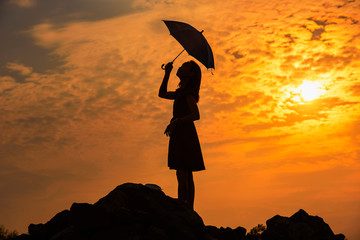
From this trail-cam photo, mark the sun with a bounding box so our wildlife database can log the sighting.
[291,80,326,102]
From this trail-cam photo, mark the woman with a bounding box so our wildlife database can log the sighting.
[158,61,205,210]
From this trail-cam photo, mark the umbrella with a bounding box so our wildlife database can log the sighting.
[162,20,214,70]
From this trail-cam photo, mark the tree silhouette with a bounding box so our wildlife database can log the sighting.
[246,224,266,240]
[0,225,18,240]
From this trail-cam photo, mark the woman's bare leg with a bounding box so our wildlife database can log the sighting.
[176,170,187,203]
[176,170,195,209]
[187,171,195,209]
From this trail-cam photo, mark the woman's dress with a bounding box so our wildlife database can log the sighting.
[168,90,205,171]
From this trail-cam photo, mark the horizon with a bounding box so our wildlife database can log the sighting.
[0,0,359,239]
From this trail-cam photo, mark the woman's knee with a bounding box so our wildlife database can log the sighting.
[176,170,193,181]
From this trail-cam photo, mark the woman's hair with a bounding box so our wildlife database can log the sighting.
[178,60,201,102]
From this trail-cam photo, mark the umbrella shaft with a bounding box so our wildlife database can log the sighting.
[172,49,186,63]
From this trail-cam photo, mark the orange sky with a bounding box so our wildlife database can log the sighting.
[1,0,359,238]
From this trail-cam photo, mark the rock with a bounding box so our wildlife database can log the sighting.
[94,183,205,240]
[11,234,31,240]
[205,225,247,240]
[17,183,206,240]
[261,209,345,240]
[334,234,346,240]
[28,210,70,240]
[70,203,111,231]
[14,183,346,240]
[145,183,162,191]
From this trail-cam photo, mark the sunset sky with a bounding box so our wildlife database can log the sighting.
[1,0,359,238]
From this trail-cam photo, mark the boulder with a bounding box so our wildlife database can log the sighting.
[261,209,345,240]
[17,183,206,240]
[94,183,205,240]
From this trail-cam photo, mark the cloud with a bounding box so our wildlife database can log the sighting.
[9,0,36,8]
[1,12,175,180]
[338,15,359,25]
[0,76,17,92]
[6,62,33,75]
[349,83,360,96]
[0,0,139,75]
[132,0,175,8]
[232,51,245,59]
[15,0,359,154]
[310,28,326,41]
[307,18,335,27]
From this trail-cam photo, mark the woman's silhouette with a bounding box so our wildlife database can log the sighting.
[159,61,205,210]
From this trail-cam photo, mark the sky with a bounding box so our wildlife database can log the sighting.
[0,0,359,238]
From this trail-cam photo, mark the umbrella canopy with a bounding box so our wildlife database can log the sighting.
[163,20,215,69]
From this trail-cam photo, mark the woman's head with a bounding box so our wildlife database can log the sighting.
[176,61,201,102]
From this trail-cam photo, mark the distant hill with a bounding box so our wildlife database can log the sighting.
[13,183,345,240]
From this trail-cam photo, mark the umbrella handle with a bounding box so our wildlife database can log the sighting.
[161,62,174,70]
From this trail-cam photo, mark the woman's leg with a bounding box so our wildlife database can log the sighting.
[187,171,195,209]
[176,170,187,203]
[176,170,195,209]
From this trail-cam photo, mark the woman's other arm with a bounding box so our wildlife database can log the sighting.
[173,95,200,125]
[181,95,200,122]
[164,95,200,136]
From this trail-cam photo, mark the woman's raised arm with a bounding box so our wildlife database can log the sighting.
[158,62,175,99]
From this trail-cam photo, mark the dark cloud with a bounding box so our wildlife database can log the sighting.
[338,15,359,25]
[301,18,336,41]
[310,28,325,41]
[2,0,136,28]
[307,17,336,27]
[336,0,357,8]
[284,34,295,44]
[0,0,137,74]
[232,51,245,59]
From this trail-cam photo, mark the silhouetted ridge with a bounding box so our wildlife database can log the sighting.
[14,183,345,240]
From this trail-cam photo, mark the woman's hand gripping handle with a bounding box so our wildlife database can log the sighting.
[161,62,173,72]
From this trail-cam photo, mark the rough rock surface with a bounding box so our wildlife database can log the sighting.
[14,183,345,240]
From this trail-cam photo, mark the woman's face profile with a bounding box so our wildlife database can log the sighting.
[176,62,194,79]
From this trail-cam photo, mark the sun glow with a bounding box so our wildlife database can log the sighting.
[291,80,326,102]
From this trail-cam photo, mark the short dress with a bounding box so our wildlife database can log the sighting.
[168,89,205,171]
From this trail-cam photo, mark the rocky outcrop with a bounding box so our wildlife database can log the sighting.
[261,209,345,240]
[14,183,345,240]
